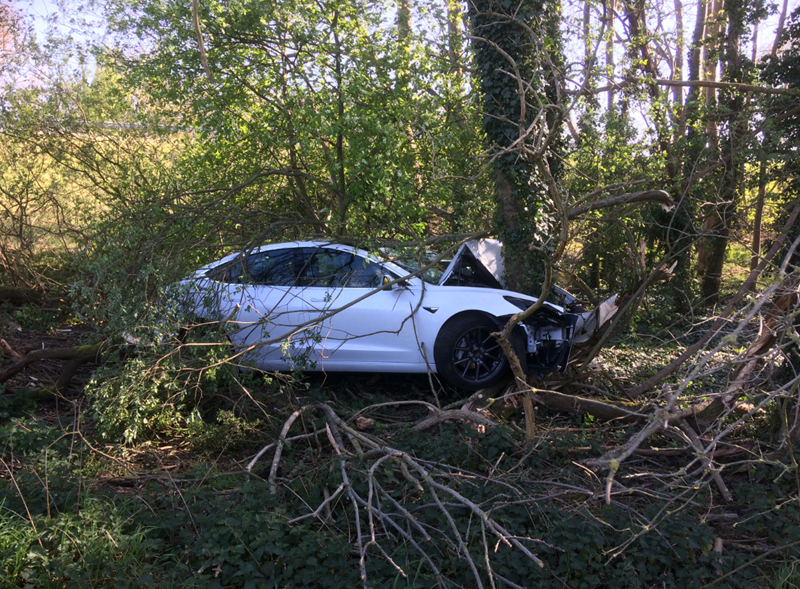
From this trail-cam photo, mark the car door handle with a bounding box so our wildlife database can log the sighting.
[311,298,326,302]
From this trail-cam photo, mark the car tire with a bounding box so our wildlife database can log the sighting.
[434,313,510,391]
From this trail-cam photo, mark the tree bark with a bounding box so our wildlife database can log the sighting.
[0,342,105,385]
[673,0,686,140]
[772,0,789,56]
[621,0,677,178]
[605,0,616,110]
[700,0,747,303]
[446,0,462,76]
[749,155,767,274]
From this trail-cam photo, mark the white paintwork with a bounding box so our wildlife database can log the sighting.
[184,241,535,374]
[466,239,506,287]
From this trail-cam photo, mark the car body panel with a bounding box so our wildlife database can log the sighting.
[180,239,615,383]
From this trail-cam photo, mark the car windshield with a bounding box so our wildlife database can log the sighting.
[381,248,451,285]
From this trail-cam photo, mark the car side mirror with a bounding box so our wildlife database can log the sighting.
[383,275,409,289]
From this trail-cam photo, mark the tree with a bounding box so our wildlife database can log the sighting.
[101,0,487,243]
[467,0,564,295]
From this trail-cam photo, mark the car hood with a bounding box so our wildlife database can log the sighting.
[440,239,505,287]
[443,238,619,342]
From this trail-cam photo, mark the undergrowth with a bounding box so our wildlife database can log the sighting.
[3,394,800,588]
[2,290,799,588]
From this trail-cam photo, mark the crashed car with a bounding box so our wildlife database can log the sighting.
[182,239,616,390]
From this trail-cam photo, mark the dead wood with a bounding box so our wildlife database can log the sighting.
[690,272,800,426]
[674,419,733,502]
[0,286,66,306]
[0,286,46,305]
[244,402,553,585]
[530,388,647,422]
[412,408,496,432]
[0,341,105,390]
[566,190,673,219]
[0,339,23,359]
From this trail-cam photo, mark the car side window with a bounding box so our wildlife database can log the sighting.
[212,249,300,286]
[308,249,383,288]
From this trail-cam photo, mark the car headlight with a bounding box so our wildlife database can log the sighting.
[503,296,534,311]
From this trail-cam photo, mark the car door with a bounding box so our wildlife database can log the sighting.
[301,247,425,369]
[212,247,314,369]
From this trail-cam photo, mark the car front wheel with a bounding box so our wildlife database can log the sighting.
[434,313,509,390]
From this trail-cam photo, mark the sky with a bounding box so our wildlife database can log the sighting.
[17,0,108,46]
[13,0,800,86]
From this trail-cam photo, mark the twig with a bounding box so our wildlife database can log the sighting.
[674,420,733,503]
[699,539,800,588]
[413,409,496,432]
[245,427,327,473]
[266,408,308,494]
[286,483,346,525]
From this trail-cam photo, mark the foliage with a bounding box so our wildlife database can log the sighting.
[3,0,800,586]
[100,0,489,241]
[0,499,161,588]
[565,110,662,294]
[761,6,800,245]
[4,407,800,588]
[85,327,272,444]
[0,418,166,587]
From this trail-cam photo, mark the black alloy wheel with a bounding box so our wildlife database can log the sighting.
[434,314,509,390]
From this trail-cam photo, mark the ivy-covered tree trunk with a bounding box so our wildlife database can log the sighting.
[467,0,562,295]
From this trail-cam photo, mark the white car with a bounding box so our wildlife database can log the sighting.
[182,239,612,390]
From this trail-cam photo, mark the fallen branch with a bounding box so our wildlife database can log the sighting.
[252,402,551,587]
[0,286,49,305]
[0,339,23,359]
[413,408,496,432]
[674,420,733,503]
[0,342,105,385]
[530,388,647,422]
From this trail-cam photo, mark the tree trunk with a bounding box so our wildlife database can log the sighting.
[446,0,462,76]
[673,0,686,140]
[467,0,560,295]
[699,209,733,301]
[622,0,676,178]
[772,0,789,56]
[695,0,723,299]
[700,0,748,303]
[605,0,616,110]
[750,155,767,274]
[584,0,593,88]
[702,0,721,147]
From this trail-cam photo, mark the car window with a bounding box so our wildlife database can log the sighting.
[308,249,383,288]
[382,248,449,285]
[211,249,300,286]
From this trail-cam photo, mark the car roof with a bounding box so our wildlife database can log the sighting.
[199,241,389,275]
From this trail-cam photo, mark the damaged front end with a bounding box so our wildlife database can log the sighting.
[442,239,618,375]
[501,297,579,374]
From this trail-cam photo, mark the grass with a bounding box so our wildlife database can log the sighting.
[777,562,800,589]
[0,498,159,588]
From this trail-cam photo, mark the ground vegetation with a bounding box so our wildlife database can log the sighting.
[1,0,800,586]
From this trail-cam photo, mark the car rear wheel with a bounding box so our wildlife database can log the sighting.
[434,313,509,390]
